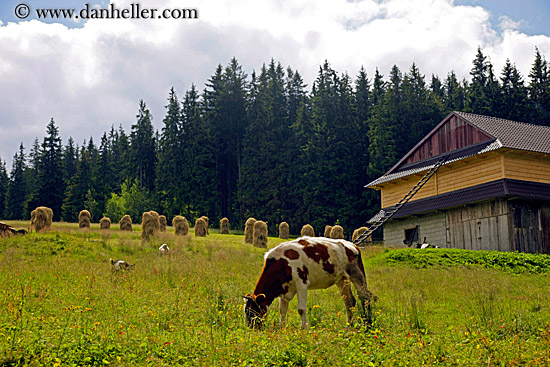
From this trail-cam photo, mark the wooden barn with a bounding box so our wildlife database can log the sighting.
[366,111,550,253]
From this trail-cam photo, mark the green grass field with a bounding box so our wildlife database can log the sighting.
[1,222,550,366]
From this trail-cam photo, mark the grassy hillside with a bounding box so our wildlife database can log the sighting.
[1,223,549,366]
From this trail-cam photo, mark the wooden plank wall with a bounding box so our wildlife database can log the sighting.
[503,152,550,185]
[542,207,550,253]
[508,200,547,253]
[403,115,493,165]
[381,152,503,208]
[446,199,510,251]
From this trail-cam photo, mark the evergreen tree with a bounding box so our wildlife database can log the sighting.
[239,61,291,230]
[203,58,248,220]
[63,137,77,184]
[184,84,218,219]
[466,47,493,115]
[62,147,93,222]
[402,63,444,148]
[23,138,42,214]
[130,100,156,191]
[500,59,529,121]
[443,71,465,111]
[97,132,115,213]
[297,61,364,231]
[36,118,65,220]
[6,144,27,220]
[0,158,8,219]
[156,87,183,219]
[528,48,550,125]
[112,125,130,189]
[367,65,400,180]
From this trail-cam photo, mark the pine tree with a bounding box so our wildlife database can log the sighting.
[528,48,550,125]
[500,59,529,121]
[6,144,27,220]
[466,47,493,115]
[156,87,183,218]
[203,58,248,220]
[63,137,77,184]
[239,61,291,230]
[130,100,157,191]
[62,147,93,222]
[0,158,8,219]
[97,132,115,213]
[112,125,130,189]
[443,71,465,111]
[184,84,218,219]
[367,65,400,179]
[35,118,65,220]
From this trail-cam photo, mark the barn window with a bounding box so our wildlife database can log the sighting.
[404,226,419,246]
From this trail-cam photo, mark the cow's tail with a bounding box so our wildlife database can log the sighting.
[355,246,366,278]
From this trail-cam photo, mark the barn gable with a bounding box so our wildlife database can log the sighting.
[390,112,494,173]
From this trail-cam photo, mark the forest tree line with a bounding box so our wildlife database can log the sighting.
[1,47,550,236]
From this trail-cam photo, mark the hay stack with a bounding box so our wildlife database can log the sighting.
[173,215,189,235]
[244,217,256,244]
[220,217,230,234]
[278,222,289,239]
[119,215,132,231]
[195,218,207,237]
[300,224,315,237]
[159,215,167,232]
[330,225,344,239]
[78,210,91,229]
[200,216,209,234]
[324,225,333,238]
[141,211,160,241]
[99,217,111,230]
[352,227,371,242]
[32,206,53,232]
[253,220,268,248]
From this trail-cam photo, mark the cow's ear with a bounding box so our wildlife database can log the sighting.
[255,294,266,303]
[242,294,254,301]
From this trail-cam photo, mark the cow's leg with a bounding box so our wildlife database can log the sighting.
[279,290,295,327]
[295,285,308,328]
[337,277,356,325]
[348,264,376,324]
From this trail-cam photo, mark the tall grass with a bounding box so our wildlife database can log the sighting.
[1,222,549,366]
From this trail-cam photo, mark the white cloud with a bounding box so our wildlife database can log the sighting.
[1,0,550,168]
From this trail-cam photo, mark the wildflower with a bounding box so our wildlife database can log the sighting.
[119,331,123,335]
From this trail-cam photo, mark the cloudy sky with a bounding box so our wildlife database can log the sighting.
[1,0,550,170]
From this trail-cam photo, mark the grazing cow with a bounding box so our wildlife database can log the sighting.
[159,243,170,254]
[110,258,135,272]
[244,236,376,329]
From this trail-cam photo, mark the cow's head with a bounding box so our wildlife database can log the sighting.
[243,293,267,329]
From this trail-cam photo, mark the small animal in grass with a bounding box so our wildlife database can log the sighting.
[110,258,135,272]
[243,236,377,329]
[159,243,170,254]
[418,243,440,249]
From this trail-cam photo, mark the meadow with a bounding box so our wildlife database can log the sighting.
[1,222,550,366]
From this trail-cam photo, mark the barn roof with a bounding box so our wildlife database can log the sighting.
[367,111,550,188]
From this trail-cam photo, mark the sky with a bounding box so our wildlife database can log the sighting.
[1,0,550,170]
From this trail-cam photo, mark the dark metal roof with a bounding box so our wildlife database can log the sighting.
[366,112,550,188]
[367,179,550,222]
[455,111,550,154]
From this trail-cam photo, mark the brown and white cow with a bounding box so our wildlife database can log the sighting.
[244,236,376,328]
